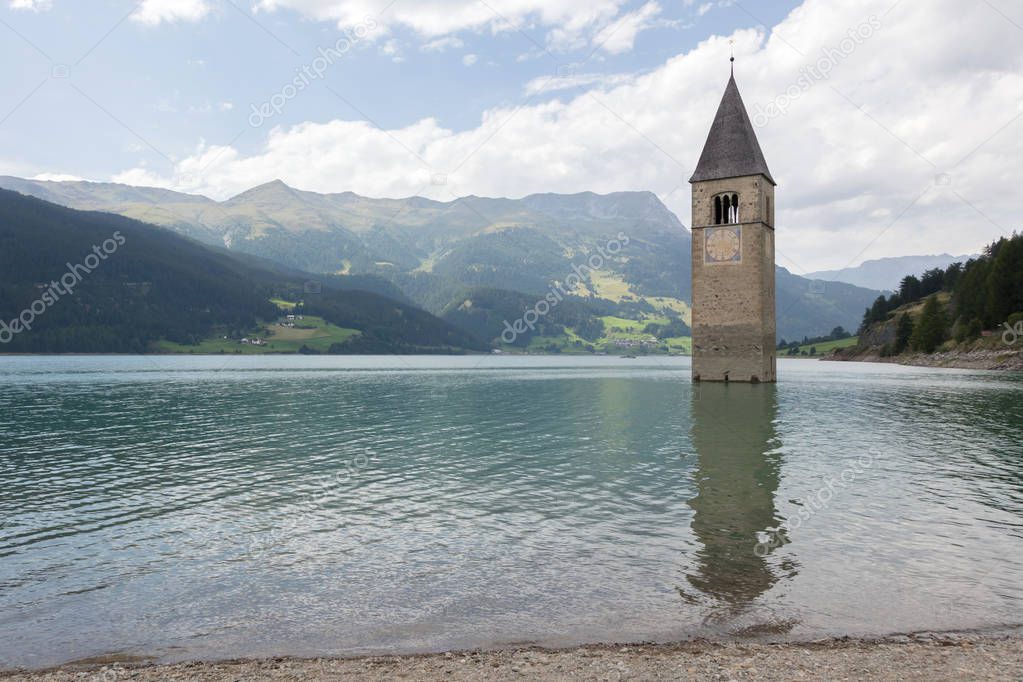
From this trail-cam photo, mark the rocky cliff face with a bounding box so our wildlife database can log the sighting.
[857,317,897,349]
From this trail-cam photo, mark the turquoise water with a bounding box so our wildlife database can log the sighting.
[0,355,1021,668]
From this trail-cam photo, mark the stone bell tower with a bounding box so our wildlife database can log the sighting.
[690,63,776,383]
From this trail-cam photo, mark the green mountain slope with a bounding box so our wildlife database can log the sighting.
[0,177,882,341]
[440,287,692,354]
[0,190,486,354]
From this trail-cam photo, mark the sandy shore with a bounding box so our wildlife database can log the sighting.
[4,633,1022,681]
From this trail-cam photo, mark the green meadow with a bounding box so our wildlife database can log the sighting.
[153,315,360,354]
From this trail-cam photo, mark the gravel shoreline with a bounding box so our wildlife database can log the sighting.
[5,633,1022,681]
[827,347,1023,371]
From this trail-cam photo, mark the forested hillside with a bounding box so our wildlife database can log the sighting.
[0,190,486,354]
[845,233,1023,360]
[0,177,882,342]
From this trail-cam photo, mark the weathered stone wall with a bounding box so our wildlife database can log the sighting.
[691,174,776,383]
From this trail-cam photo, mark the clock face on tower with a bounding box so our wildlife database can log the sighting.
[704,226,741,264]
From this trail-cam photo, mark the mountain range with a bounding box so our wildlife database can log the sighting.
[0,189,485,354]
[805,254,974,292]
[0,176,885,345]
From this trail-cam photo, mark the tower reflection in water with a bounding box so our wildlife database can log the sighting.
[683,382,796,630]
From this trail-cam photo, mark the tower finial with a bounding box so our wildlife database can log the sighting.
[729,39,735,76]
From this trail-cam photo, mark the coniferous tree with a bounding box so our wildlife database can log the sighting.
[919,268,946,297]
[894,313,913,354]
[899,275,922,302]
[985,235,1023,325]
[910,296,947,353]
[943,262,964,290]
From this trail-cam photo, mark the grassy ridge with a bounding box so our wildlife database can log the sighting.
[588,270,692,325]
[795,336,859,355]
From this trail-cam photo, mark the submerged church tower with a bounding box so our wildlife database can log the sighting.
[689,64,776,383]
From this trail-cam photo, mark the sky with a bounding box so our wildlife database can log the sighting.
[1,0,1021,273]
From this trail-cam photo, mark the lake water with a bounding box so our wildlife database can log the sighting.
[1,355,1021,669]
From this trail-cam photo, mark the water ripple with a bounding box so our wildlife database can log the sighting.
[0,356,1021,669]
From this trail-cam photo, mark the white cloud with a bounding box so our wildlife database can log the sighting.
[132,0,212,25]
[524,71,635,96]
[515,48,546,63]
[184,101,236,113]
[422,36,464,52]
[111,0,1023,270]
[593,1,662,54]
[8,0,52,11]
[381,39,404,62]
[254,0,625,48]
[462,53,477,66]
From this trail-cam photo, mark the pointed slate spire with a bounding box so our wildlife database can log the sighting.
[689,72,775,186]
